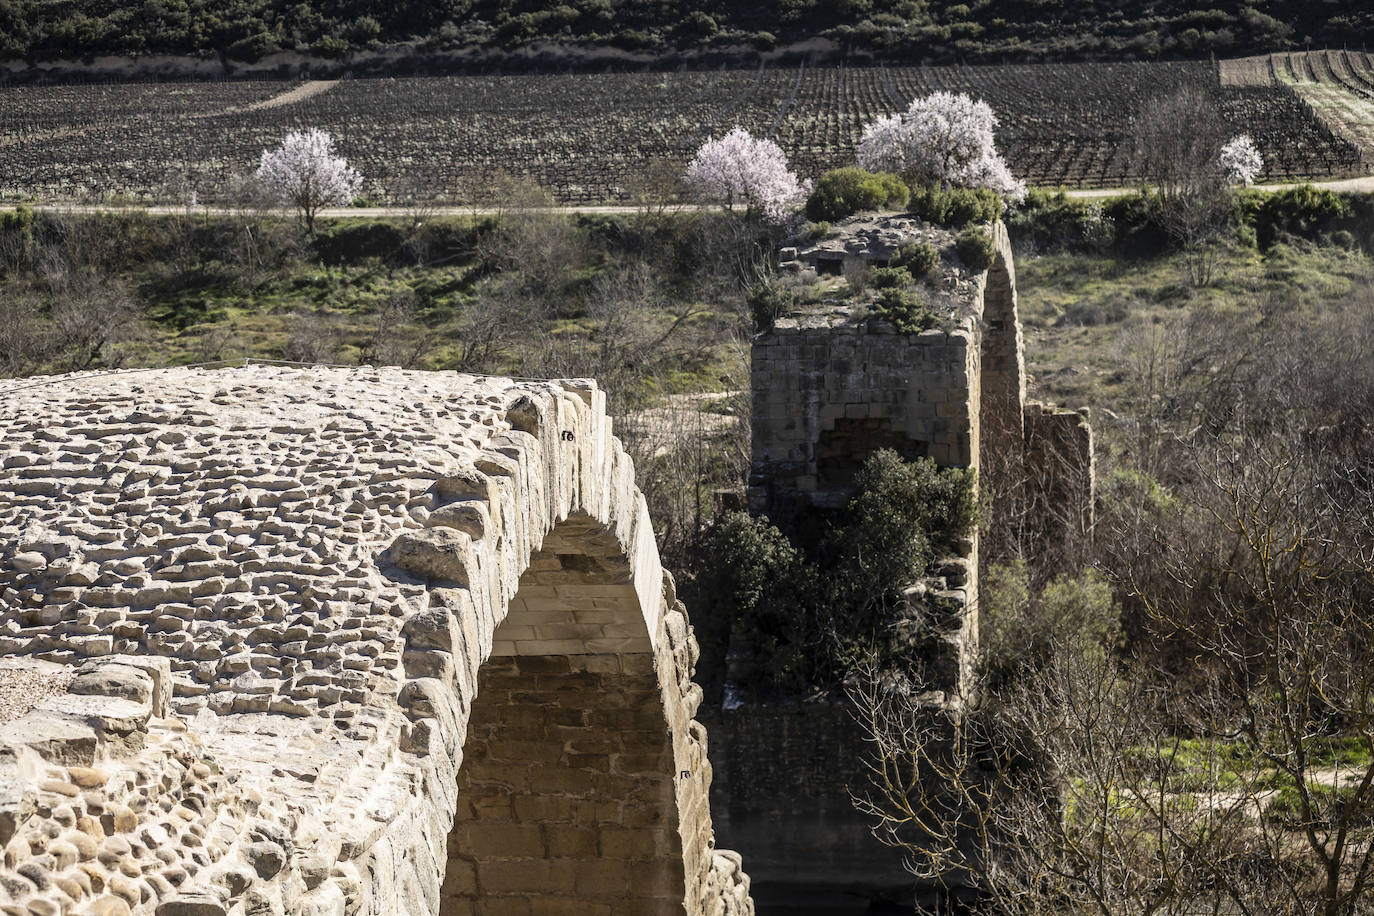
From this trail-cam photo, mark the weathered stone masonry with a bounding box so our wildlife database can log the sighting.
[750,223,1093,643]
[715,220,1093,908]
[0,367,752,916]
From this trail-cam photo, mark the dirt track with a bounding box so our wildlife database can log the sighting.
[3,175,1372,219]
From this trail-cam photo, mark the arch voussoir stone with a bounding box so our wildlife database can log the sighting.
[0,366,753,916]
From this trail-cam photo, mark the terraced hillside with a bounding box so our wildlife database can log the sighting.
[1223,50,1374,165]
[0,59,1363,205]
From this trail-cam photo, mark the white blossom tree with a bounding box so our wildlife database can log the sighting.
[857,91,1025,201]
[1219,134,1264,186]
[255,129,362,233]
[684,126,811,224]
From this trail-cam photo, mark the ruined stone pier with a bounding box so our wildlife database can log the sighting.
[713,218,1094,910]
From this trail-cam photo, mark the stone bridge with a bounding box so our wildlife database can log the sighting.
[0,367,753,916]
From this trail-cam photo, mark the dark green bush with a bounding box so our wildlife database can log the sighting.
[1102,193,1169,257]
[1005,188,1113,253]
[311,221,408,265]
[869,266,912,289]
[889,240,940,277]
[1249,185,1357,250]
[847,449,978,561]
[871,287,938,333]
[806,167,909,222]
[699,449,978,692]
[694,511,820,692]
[908,184,1002,227]
[748,281,797,331]
[827,451,978,675]
[954,227,995,270]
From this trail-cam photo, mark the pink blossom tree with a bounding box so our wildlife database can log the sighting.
[857,91,1025,201]
[255,129,363,233]
[684,126,811,224]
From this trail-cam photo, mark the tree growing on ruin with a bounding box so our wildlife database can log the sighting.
[684,126,811,224]
[255,129,363,233]
[857,91,1026,201]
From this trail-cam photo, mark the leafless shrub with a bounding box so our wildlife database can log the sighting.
[449,276,533,373]
[472,174,588,297]
[187,324,244,365]
[618,382,749,569]
[845,257,872,295]
[1129,88,1237,287]
[39,264,141,371]
[360,289,435,369]
[281,310,345,365]
[0,288,49,376]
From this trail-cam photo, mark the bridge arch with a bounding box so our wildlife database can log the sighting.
[382,380,724,914]
[444,514,685,912]
[976,221,1026,476]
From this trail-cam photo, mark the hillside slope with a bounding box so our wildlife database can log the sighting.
[0,0,1370,71]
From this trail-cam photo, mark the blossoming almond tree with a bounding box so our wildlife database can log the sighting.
[685,126,811,224]
[1219,134,1264,186]
[858,91,1026,201]
[255,129,362,233]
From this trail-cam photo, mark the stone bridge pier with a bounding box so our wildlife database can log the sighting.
[0,367,752,916]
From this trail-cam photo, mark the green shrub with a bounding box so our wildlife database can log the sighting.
[748,281,797,331]
[311,221,407,265]
[828,451,978,670]
[1102,193,1169,257]
[980,560,1120,687]
[695,511,821,692]
[0,205,37,266]
[869,266,912,289]
[889,240,940,277]
[1250,185,1357,250]
[1005,188,1117,253]
[750,30,777,50]
[806,220,831,240]
[848,450,977,559]
[806,167,909,222]
[699,450,977,692]
[954,227,995,270]
[871,287,938,333]
[908,184,1002,227]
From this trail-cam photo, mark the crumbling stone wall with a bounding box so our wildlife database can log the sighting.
[1021,402,1095,564]
[749,222,1094,671]
[0,366,751,916]
[722,220,1093,907]
[749,321,977,509]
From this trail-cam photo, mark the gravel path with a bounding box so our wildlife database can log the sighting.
[0,661,73,724]
[4,174,1372,219]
